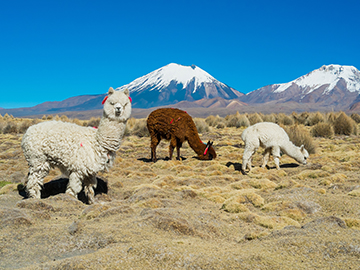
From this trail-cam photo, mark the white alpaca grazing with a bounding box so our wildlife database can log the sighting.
[241,122,309,172]
[21,87,131,204]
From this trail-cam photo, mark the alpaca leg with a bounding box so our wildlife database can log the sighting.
[25,161,51,198]
[271,146,281,170]
[242,140,259,172]
[261,148,271,169]
[169,136,177,160]
[242,147,255,172]
[150,135,160,162]
[176,140,182,160]
[66,172,83,198]
[84,175,97,204]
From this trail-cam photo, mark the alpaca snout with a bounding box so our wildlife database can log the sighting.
[115,106,122,116]
[302,157,308,165]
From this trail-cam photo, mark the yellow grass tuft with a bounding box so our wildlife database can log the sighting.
[296,170,330,180]
[261,201,292,212]
[280,208,306,221]
[348,189,360,197]
[138,198,164,208]
[221,200,250,213]
[0,183,17,194]
[344,218,360,229]
[152,175,176,188]
[237,212,300,229]
[223,189,265,208]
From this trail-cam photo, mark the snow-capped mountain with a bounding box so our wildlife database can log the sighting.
[117,63,243,108]
[240,64,360,110]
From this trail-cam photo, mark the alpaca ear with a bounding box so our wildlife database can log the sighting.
[108,87,115,95]
[123,88,130,96]
[204,141,211,155]
[300,145,305,151]
[101,96,108,105]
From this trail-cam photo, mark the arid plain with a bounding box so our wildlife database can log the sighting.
[1,112,360,269]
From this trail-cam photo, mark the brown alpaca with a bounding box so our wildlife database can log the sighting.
[146,108,216,162]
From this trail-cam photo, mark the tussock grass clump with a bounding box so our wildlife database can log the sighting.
[276,113,294,126]
[86,117,101,127]
[247,113,263,125]
[350,113,360,123]
[348,188,360,197]
[326,112,338,124]
[71,118,83,126]
[292,112,309,125]
[311,122,334,138]
[225,112,249,128]
[333,112,358,135]
[307,112,325,126]
[193,118,210,133]
[261,113,276,123]
[129,119,150,137]
[205,115,224,127]
[2,122,18,134]
[18,120,33,134]
[2,113,13,120]
[284,124,316,154]
[344,218,360,229]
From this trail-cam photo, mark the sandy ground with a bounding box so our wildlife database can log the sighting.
[1,126,360,269]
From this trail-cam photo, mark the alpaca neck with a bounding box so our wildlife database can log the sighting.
[186,131,206,156]
[281,141,302,161]
[95,117,126,152]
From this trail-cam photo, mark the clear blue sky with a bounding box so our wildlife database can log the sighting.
[1,0,359,108]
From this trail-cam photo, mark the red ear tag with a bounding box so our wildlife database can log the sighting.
[129,97,132,103]
[102,96,108,105]
[204,147,209,156]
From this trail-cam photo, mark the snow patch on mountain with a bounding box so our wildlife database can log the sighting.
[274,64,360,94]
[117,63,226,93]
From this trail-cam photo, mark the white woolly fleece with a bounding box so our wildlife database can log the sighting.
[21,88,131,203]
[241,122,309,171]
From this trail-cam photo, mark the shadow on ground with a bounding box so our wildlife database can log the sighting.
[18,177,108,204]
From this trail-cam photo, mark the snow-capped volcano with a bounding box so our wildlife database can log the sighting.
[117,63,243,108]
[274,64,360,94]
[240,64,360,110]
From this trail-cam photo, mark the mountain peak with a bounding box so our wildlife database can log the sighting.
[116,63,242,108]
[117,63,221,94]
[274,64,360,94]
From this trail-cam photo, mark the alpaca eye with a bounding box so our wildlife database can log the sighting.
[110,102,115,105]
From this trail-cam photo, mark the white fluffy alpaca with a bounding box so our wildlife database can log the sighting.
[21,87,131,204]
[241,122,309,171]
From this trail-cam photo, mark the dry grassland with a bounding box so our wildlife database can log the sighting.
[0,114,360,269]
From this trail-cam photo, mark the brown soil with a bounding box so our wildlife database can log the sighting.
[1,127,360,269]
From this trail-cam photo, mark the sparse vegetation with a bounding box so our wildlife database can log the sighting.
[351,113,360,123]
[311,122,334,138]
[0,111,360,269]
[284,124,316,154]
[333,111,358,135]
[128,118,150,137]
[247,113,263,125]
[225,112,250,128]
[276,113,294,125]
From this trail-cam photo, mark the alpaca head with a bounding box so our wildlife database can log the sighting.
[102,87,132,122]
[296,145,309,165]
[199,141,217,160]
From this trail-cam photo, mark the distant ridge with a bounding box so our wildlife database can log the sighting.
[1,63,360,119]
[240,64,360,111]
